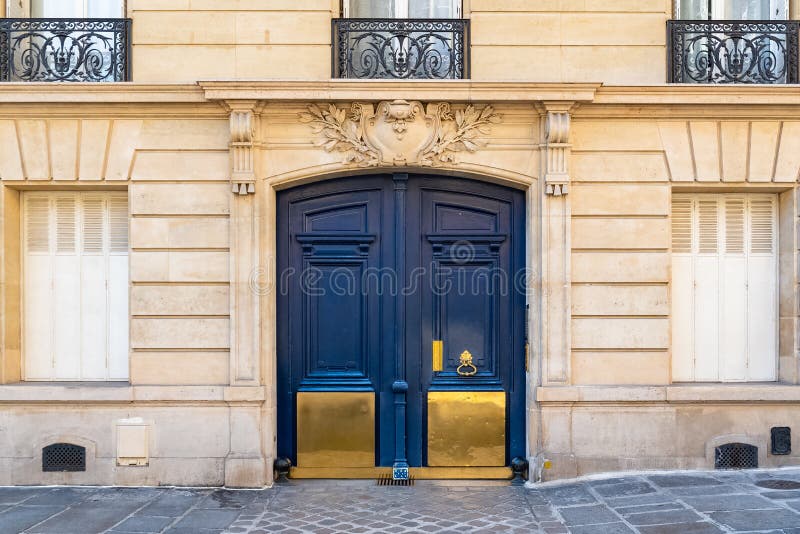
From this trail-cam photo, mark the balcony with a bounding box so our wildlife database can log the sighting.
[0,18,131,82]
[332,18,469,79]
[668,20,799,84]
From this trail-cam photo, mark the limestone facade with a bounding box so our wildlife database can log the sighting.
[0,1,799,486]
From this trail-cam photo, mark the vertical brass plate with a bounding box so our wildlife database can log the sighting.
[427,391,506,467]
[432,340,443,372]
[296,392,375,468]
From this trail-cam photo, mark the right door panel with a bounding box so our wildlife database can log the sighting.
[405,176,526,469]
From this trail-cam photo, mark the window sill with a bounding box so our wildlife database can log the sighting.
[536,383,800,404]
[0,383,265,403]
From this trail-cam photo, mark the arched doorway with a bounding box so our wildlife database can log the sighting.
[276,173,526,478]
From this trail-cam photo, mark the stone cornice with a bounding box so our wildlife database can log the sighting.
[0,81,798,115]
[0,82,205,103]
[199,80,601,103]
[594,84,800,106]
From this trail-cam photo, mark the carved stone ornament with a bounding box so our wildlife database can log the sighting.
[230,107,256,195]
[299,100,501,167]
[543,110,571,196]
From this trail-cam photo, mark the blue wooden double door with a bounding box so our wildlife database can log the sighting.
[277,174,526,473]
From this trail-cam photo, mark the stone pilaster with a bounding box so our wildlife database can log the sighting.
[224,101,266,487]
[539,102,575,385]
[225,101,261,387]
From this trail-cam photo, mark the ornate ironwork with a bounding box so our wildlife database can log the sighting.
[0,18,131,82]
[668,20,799,84]
[332,18,469,79]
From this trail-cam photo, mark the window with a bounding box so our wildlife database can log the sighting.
[671,194,777,382]
[677,0,787,19]
[1,0,131,82]
[31,0,123,18]
[335,0,467,79]
[23,192,129,381]
[345,0,461,18]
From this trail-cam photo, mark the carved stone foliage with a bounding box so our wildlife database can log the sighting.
[299,99,501,167]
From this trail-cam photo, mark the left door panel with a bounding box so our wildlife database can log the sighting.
[277,177,394,469]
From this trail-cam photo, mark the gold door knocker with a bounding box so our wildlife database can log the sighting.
[456,350,478,376]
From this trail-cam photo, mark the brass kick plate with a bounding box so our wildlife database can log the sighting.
[296,392,375,468]
[427,391,506,467]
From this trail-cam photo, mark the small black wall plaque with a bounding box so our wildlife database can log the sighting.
[771,427,791,455]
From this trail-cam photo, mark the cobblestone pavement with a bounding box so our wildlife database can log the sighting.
[2,469,800,533]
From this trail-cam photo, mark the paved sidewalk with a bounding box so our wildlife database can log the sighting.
[1,469,800,533]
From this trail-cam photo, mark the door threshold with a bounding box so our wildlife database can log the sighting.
[289,466,513,480]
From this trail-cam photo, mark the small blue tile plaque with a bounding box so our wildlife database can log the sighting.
[392,466,409,480]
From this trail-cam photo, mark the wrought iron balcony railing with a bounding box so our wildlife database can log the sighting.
[668,20,799,84]
[332,18,469,79]
[0,18,131,82]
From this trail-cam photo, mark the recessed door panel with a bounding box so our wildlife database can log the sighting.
[429,246,505,384]
[435,204,498,232]
[440,264,495,375]
[305,262,368,377]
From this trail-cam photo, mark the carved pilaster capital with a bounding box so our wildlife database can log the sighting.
[545,111,570,145]
[230,108,255,144]
[225,100,261,196]
[537,103,576,197]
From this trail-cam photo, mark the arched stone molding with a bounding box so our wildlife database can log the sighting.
[265,162,536,191]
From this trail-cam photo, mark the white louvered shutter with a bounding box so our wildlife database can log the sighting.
[671,197,694,381]
[107,194,130,380]
[23,192,129,381]
[80,194,107,379]
[53,195,81,379]
[671,194,777,382]
[720,197,747,381]
[23,196,54,380]
[747,197,778,380]
[693,197,720,381]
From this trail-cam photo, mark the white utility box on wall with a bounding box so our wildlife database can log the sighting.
[116,418,149,467]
